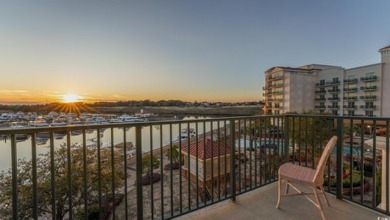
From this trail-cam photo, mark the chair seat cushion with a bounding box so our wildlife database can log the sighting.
[279,163,316,185]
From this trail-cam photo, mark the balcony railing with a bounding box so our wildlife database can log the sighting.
[343,88,358,93]
[343,79,358,84]
[360,86,378,91]
[327,105,340,109]
[343,105,357,109]
[315,83,326,87]
[315,90,326,94]
[315,98,326,101]
[314,106,326,109]
[328,89,340,94]
[327,97,340,101]
[360,95,377,100]
[360,76,377,82]
[0,115,389,219]
[360,105,376,110]
[343,96,358,101]
[325,81,340,86]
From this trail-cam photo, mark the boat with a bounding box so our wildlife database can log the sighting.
[173,128,196,142]
[30,120,51,139]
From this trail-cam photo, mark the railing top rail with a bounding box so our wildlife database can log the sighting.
[0,115,287,134]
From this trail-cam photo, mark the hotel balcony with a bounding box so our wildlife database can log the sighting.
[315,98,326,102]
[343,105,357,110]
[360,76,378,82]
[343,96,358,101]
[327,89,340,94]
[272,83,283,88]
[315,90,326,94]
[315,83,326,87]
[325,81,340,86]
[360,86,378,92]
[0,115,389,219]
[314,106,326,109]
[343,78,358,84]
[360,105,376,110]
[273,91,283,95]
[360,95,377,100]
[327,105,340,109]
[272,75,284,81]
[343,88,358,93]
[327,97,340,101]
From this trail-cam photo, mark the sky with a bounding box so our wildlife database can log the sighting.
[0,1,390,104]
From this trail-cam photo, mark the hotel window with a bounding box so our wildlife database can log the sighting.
[333,77,339,83]
[332,110,338,116]
[320,79,325,85]
[365,111,373,117]
[348,111,355,116]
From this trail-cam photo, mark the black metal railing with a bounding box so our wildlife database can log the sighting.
[0,115,389,219]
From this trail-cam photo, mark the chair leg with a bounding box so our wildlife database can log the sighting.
[321,186,331,207]
[285,180,289,195]
[313,187,326,220]
[276,175,282,208]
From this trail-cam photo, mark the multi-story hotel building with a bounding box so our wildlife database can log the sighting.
[263,45,390,116]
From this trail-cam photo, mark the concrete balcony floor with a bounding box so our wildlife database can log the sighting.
[177,182,387,220]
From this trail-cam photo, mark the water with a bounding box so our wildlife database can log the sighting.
[0,117,224,171]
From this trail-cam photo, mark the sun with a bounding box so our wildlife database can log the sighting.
[62,93,82,103]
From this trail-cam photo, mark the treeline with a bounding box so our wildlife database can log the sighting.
[0,100,263,113]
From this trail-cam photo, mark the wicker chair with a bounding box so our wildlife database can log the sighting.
[276,136,338,220]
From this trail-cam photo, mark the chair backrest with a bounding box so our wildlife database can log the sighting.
[313,136,338,185]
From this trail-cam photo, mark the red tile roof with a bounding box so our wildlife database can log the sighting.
[181,138,231,160]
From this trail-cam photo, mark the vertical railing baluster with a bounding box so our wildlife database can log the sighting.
[31,132,38,219]
[386,120,390,213]
[217,121,221,199]
[66,130,73,219]
[123,127,128,219]
[360,119,364,204]
[248,119,252,189]
[292,117,295,163]
[238,119,241,190]
[187,122,191,210]
[259,118,263,185]
[243,119,247,190]
[284,116,289,165]
[150,126,154,219]
[136,125,143,220]
[349,119,353,200]
[203,122,207,205]
[82,129,87,219]
[169,124,173,217]
[224,120,228,198]
[110,127,116,220]
[49,132,56,220]
[372,120,377,208]
[305,117,308,167]
[11,134,18,220]
[159,124,164,219]
[254,119,258,187]
[229,119,236,202]
[210,121,214,199]
[298,117,301,166]
[97,129,102,218]
[196,122,200,207]
[336,118,343,200]
[178,123,182,213]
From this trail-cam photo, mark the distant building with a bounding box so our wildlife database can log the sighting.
[263,45,390,117]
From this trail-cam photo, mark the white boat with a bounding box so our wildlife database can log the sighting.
[173,128,196,142]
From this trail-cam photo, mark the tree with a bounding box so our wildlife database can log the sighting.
[141,154,160,185]
[287,112,335,161]
[165,144,180,165]
[0,146,125,219]
[141,154,160,178]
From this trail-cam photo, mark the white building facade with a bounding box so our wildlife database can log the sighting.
[263,45,390,117]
